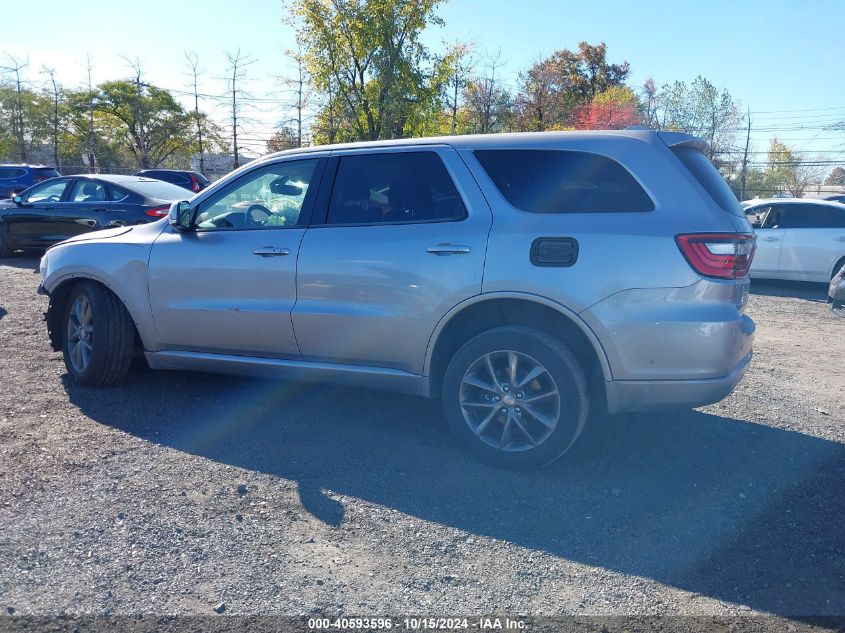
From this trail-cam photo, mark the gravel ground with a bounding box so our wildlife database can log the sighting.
[1,256,843,622]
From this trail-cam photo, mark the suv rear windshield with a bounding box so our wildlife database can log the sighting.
[474,149,654,213]
[672,146,742,217]
[35,168,60,179]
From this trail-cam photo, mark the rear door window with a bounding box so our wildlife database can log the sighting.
[326,152,467,225]
[781,204,845,228]
[473,149,653,213]
[672,146,743,216]
[0,168,26,179]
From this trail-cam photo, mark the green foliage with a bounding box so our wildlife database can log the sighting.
[290,0,450,142]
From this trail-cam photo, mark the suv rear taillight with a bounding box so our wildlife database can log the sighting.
[190,174,201,192]
[675,233,756,279]
[34,175,47,183]
[145,205,170,218]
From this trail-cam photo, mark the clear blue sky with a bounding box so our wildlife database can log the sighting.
[4,0,844,165]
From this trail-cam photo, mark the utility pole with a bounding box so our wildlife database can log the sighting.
[83,54,97,173]
[740,106,752,200]
[184,51,205,173]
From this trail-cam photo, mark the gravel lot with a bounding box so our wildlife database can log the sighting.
[1,256,843,622]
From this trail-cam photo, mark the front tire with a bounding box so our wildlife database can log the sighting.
[62,282,135,386]
[442,326,589,469]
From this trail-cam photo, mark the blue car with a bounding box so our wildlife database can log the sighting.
[0,164,61,199]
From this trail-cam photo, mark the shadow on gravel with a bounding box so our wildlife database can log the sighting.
[0,255,40,272]
[750,279,829,303]
[65,372,845,618]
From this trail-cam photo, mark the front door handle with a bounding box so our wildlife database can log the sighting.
[92,207,107,212]
[760,236,780,242]
[253,246,290,257]
[835,236,845,242]
[427,243,471,255]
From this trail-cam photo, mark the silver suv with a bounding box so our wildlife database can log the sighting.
[39,130,756,468]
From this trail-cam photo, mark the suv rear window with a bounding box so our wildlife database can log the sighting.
[672,146,743,217]
[474,149,654,213]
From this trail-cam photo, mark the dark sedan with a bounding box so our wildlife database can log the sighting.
[0,174,188,257]
[134,169,210,193]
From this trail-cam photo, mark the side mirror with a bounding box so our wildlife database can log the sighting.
[12,194,23,205]
[168,200,194,230]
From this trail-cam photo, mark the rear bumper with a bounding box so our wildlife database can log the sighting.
[605,348,753,414]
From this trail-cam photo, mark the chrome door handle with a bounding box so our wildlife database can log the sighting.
[835,236,845,242]
[253,246,290,257]
[760,237,780,242]
[427,243,471,255]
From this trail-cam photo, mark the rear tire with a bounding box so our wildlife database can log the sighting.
[441,326,589,469]
[62,282,135,386]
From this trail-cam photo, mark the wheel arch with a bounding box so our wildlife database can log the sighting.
[832,254,845,280]
[425,293,611,401]
[45,274,146,352]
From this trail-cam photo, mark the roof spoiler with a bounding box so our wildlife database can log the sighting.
[656,130,710,154]
[623,126,710,154]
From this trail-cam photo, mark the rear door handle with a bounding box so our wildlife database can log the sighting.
[760,237,780,242]
[92,207,107,212]
[253,246,290,257]
[427,243,471,255]
[835,236,845,242]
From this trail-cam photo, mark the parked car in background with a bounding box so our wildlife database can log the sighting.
[134,169,209,193]
[0,164,61,199]
[742,198,845,282]
[822,193,845,204]
[40,130,756,468]
[0,174,188,257]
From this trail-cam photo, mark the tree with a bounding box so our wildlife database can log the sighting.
[291,0,449,142]
[1,54,30,162]
[95,80,192,169]
[573,85,641,130]
[224,48,256,168]
[824,166,845,186]
[184,51,206,173]
[40,67,67,169]
[266,127,299,153]
[514,42,629,131]
[765,138,823,198]
[442,41,474,135]
[460,52,511,134]
[651,75,742,163]
[640,78,658,128]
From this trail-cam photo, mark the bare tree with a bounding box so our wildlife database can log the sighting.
[443,42,474,135]
[184,51,205,173]
[282,40,310,148]
[122,56,150,168]
[2,54,29,162]
[223,49,256,168]
[40,66,62,169]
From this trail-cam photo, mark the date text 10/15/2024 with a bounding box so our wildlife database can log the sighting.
[308,617,527,630]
